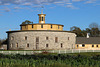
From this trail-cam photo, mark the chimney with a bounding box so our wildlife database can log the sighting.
[87,33,89,38]
[9,29,11,31]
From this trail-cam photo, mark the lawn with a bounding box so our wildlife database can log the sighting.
[0,52,100,67]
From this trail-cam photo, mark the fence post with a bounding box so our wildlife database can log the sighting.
[93,50,94,52]
[24,51,26,55]
[59,50,60,54]
[86,49,87,52]
[72,49,73,53]
[53,50,54,53]
[79,49,80,53]
[31,51,33,54]
[39,51,41,53]
[2,51,3,53]
[9,51,11,54]
[65,50,66,53]
[17,51,18,54]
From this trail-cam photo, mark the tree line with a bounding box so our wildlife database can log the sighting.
[70,23,100,37]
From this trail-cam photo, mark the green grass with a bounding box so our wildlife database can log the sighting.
[0,52,100,67]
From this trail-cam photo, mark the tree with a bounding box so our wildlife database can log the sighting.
[89,23,100,37]
[89,22,99,29]
[22,20,33,24]
[70,26,84,37]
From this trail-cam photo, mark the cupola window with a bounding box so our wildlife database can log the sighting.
[42,17,43,21]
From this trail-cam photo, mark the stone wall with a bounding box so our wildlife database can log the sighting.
[7,30,76,50]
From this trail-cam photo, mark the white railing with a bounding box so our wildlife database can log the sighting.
[0,49,100,55]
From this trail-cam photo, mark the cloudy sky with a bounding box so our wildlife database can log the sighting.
[0,0,100,39]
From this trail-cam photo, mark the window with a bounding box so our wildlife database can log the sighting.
[36,37,39,42]
[25,26,26,29]
[97,45,98,47]
[92,45,94,47]
[27,44,29,47]
[55,37,58,43]
[11,36,14,40]
[58,26,59,29]
[42,17,43,21]
[46,37,48,40]
[25,36,27,40]
[32,25,34,28]
[82,44,85,47]
[77,45,78,48]
[41,24,43,28]
[46,44,48,48]
[16,43,18,47]
[68,37,69,40]
[11,43,13,48]
[51,25,52,28]
[61,43,63,48]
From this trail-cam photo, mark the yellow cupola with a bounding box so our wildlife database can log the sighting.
[38,10,46,24]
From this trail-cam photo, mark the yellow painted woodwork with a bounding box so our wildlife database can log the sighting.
[38,14,46,24]
[20,13,63,31]
[75,44,100,49]
[21,24,63,31]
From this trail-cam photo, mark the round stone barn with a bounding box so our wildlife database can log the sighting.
[6,13,76,50]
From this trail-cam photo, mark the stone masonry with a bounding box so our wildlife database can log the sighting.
[7,30,76,50]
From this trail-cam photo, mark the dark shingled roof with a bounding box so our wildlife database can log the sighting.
[76,37,100,44]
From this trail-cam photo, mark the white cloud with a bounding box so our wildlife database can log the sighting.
[66,5,79,9]
[14,7,23,9]
[54,2,64,4]
[4,3,10,5]
[85,0,96,4]
[66,3,72,4]
[72,0,85,2]
[22,3,32,6]
[0,7,11,12]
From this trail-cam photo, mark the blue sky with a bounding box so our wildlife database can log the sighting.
[0,0,100,39]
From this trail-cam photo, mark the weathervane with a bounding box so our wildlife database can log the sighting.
[41,6,44,14]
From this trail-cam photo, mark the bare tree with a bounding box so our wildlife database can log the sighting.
[89,22,99,29]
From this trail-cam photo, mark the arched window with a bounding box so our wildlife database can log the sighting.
[42,17,43,21]
[51,25,52,28]
[92,45,94,47]
[27,44,29,47]
[58,26,59,29]
[11,36,14,40]
[16,43,18,47]
[32,25,34,28]
[25,36,27,40]
[11,43,13,48]
[97,45,98,47]
[61,43,63,48]
[46,37,48,40]
[46,44,48,48]
[41,24,43,28]
[68,37,69,40]
[55,37,58,43]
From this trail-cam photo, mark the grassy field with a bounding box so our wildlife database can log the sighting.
[0,52,100,67]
